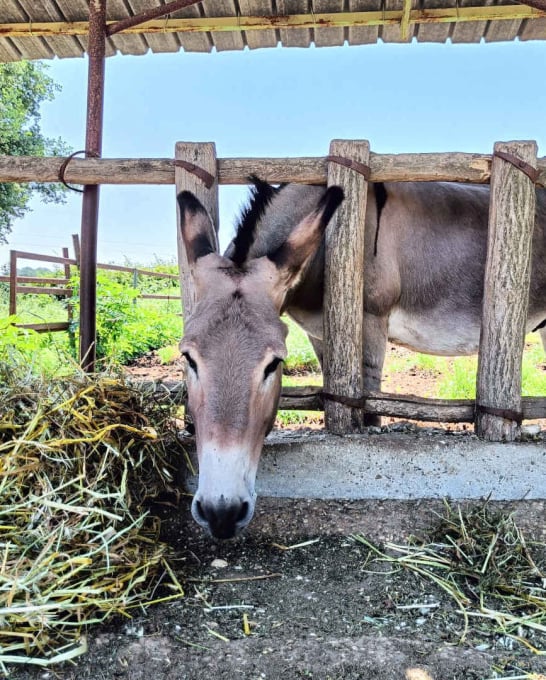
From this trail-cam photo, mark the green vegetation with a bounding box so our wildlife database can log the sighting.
[0,61,70,242]
[0,265,181,375]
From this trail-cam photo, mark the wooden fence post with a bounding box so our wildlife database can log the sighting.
[174,142,218,321]
[9,250,17,316]
[475,140,538,441]
[324,140,370,434]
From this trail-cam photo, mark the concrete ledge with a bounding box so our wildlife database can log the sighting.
[185,430,546,500]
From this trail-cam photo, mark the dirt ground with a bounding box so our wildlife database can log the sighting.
[8,346,546,680]
[8,499,546,680]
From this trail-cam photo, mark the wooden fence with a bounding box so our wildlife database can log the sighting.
[0,234,179,333]
[1,143,545,441]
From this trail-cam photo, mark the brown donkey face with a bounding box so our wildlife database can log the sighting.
[177,185,343,538]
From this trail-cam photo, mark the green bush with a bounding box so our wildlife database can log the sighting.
[71,273,182,365]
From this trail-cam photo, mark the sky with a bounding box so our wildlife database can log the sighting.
[1,38,546,268]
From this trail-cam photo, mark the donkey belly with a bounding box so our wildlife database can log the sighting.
[387,307,480,356]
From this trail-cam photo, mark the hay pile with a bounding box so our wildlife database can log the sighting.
[0,365,186,671]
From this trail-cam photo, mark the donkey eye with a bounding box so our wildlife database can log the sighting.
[183,352,198,376]
[263,357,283,381]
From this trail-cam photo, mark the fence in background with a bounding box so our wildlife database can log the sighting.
[0,234,179,333]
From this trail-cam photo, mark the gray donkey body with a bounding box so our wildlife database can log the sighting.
[229,181,546,396]
[179,180,546,539]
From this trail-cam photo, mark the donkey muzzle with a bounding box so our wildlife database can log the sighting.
[192,496,254,539]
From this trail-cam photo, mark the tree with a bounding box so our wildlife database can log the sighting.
[0,61,70,244]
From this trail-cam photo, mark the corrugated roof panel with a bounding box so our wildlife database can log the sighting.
[277,0,313,47]
[484,17,523,41]
[381,0,416,43]
[127,0,181,53]
[206,0,246,51]
[347,0,380,46]
[107,0,150,55]
[238,0,278,50]
[519,16,546,39]
[172,3,212,53]
[0,0,544,62]
[16,0,84,58]
[417,0,456,43]
[450,0,492,42]
[313,0,345,47]
[1,0,55,60]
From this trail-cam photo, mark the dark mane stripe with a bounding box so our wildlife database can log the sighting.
[230,175,279,267]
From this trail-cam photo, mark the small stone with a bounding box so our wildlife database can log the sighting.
[522,423,541,436]
[210,558,228,569]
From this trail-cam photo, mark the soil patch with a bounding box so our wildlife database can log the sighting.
[9,500,546,680]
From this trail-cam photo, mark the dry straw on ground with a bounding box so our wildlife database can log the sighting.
[354,502,546,654]
[0,364,186,671]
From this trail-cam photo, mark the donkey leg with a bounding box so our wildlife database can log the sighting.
[362,312,389,427]
[308,335,324,368]
[540,328,546,355]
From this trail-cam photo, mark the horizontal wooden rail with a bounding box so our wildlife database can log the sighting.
[140,381,546,422]
[16,286,71,296]
[0,276,69,285]
[12,250,78,266]
[139,294,180,300]
[14,322,71,333]
[2,153,545,187]
[96,262,178,279]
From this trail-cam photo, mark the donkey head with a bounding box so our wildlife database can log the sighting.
[177,180,343,539]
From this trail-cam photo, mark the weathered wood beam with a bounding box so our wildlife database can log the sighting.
[475,141,538,441]
[0,5,544,39]
[2,153,545,187]
[139,381,546,422]
[175,142,219,320]
[324,140,370,434]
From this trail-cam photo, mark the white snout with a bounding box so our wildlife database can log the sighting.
[191,445,258,539]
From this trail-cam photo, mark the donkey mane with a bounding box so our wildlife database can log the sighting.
[230,175,279,267]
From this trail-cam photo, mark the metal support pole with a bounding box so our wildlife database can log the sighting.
[79,0,107,371]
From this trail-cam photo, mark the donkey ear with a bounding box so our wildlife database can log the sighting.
[177,191,218,265]
[267,186,344,287]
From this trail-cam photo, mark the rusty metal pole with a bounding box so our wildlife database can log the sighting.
[79,0,107,371]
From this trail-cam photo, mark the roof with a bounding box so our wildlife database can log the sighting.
[0,0,545,62]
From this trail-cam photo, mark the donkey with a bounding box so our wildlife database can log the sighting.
[178,179,546,539]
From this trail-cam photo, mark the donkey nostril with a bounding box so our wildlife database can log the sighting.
[236,501,250,524]
[195,500,208,523]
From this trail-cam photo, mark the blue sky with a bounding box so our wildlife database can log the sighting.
[1,39,546,268]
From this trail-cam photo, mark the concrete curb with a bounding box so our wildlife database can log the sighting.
[185,431,546,500]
